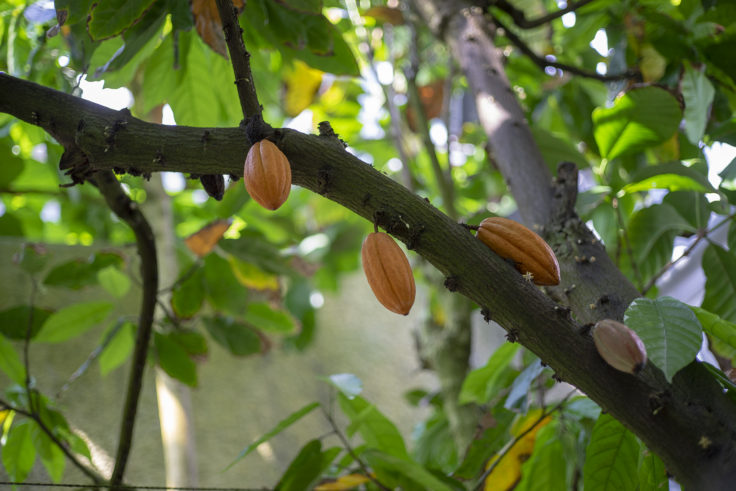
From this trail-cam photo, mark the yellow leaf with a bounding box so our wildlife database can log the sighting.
[315,474,372,490]
[283,60,323,117]
[227,256,279,291]
[184,219,232,257]
[484,410,552,491]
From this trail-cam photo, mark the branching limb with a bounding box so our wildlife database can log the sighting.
[92,170,158,487]
[490,14,638,82]
[488,0,596,29]
[215,0,262,119]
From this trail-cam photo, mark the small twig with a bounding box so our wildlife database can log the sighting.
[472,389,576,490]
[0,398,107,485]
[23,277,37,415]
[642,213,735,294]
[489,0,596,29]
[406,21,458,219]
[320,406,391,491]
[93,170,158,487]
[214,0,262,119]
[490,14,638,82]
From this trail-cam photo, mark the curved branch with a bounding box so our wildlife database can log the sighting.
[2,72,736,488]
[92,170,158,486]
[488,0,596,29]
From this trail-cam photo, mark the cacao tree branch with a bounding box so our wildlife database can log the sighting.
[91,170,158,486]
[486,0,596,29]
[2,72,736,487]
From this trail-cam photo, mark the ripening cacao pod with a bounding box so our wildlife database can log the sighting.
[361,232,416,315]
[476,217,560,286]
[243,139,292,210]
[592,319,647,374]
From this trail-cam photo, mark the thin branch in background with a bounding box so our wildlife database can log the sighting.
[642,213,735,295]
[471,389,576,491]
[214,0,262,120]
[93,170,159,487]
[23,277,37,415]
[0,399,107,485]
[320,406,392,491]
[490,14,638,82]
[405,20,458,219]
[612,197,642,291]
[489,0,596,29]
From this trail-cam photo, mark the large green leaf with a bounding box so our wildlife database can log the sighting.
[459,343,519,405]
[87,0,157,40]
[622,162,716,195]
[516,423,567,491]
[275,439,341,491]
[363,449,455,491]
[638,449,667,491]
[530,127,589,172]
[225,402,320,471]
[242,302,296,334]
[202,253,249,316]
[43,252,124,290]
[97,265,131,299]
[154,332,197,387]
[35,301,113,343]
[170,267,205,319]
[0,335,26,385]
[0,305,51,340]
[682,62,715,144]
[338,393,409,460]
[31,423,66,483]
[583,414,639,491]
[624,297,703,381]
[1,421,36,483]
[691,306,736,363]
[202,316,261,357]
[592,87,682,160]
[663,191,711,230]
[701,244,736,322]
[99,321,136,376]
[627,204,695,281]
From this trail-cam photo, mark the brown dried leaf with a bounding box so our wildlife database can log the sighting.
[190,0,244,58]
[184,219,232,257]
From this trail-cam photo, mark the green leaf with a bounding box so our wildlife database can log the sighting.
[219,230,292,275]
[729,220,736,252]
[103,0,167,73]
[154,332,197,386]
[225,402,321,471]
[505,359,545,410]
[36,301,113,343]
[203,316,261,357]
[31,423,66,483]
[325,373,363,399]
[169,330,208,357]
[682,62,715,144]
[583,414,639,491]
[203,253,249,316]
[15,243,49,274]
[171,267,205,319]
[627,204,695,281]
[363,449,454,491]
[592,87,682,160]
[2,421,36,483]
[516,423,567,491]
[691,306,736,362]
[87,0,157,40]
[99,321,136,376]
[338,393,409,460]
[638,449,667,491]
[701,244,736,322]
[54,0,95,26]
[243,302,296,334]
[624,297,703,381]
[0,335,26,385]
[97,265,131,298]
[663,191,711,230]
[0,305,51,340]
[275,439,340,491]
[455,409,514,479]
[622,162,716,195]
[530,127,589,172]
[43,253,124,290]
[459,343,519,404]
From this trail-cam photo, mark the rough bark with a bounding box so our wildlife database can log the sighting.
[2,71,736,487]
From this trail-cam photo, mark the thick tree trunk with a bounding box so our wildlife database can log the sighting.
[2,71,736,488]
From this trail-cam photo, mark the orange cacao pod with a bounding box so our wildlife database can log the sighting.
[593,319,647,374]
[476,217,560,286]
[243,139,292,210]
[361,232,416,315]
